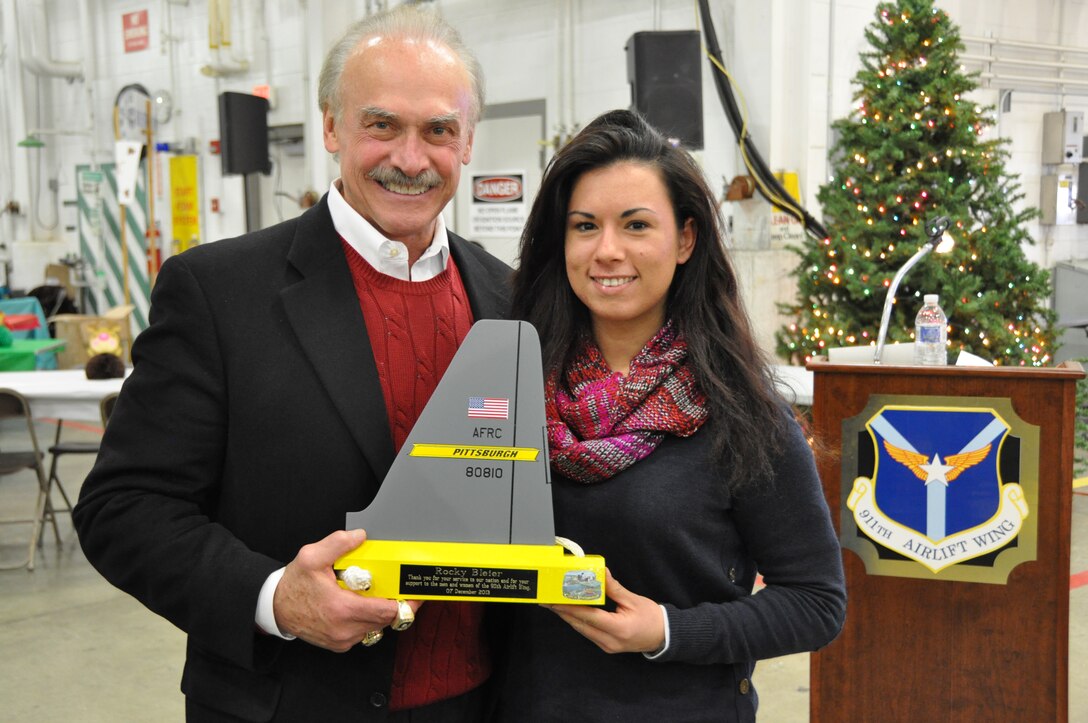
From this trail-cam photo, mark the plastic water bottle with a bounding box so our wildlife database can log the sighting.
[914,294,948,365]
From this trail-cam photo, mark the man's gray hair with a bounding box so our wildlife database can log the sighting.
[317,5,485,126]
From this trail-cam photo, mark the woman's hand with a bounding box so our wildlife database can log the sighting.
[545,569,665,654]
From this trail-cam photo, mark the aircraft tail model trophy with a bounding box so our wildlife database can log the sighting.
[334,320,606,611]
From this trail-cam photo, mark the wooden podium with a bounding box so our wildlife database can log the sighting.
[807,359,1083,722]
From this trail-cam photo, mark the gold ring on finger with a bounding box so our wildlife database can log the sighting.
[360,629,384,646]
[392,600,415,632]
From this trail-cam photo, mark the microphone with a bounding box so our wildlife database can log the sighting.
[873,216,955,364]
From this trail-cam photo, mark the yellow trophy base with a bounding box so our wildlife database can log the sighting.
[334,539,605,605]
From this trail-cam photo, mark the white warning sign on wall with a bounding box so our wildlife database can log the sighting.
[469,172,527,239]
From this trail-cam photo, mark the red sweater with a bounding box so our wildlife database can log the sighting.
[341,241,490,711]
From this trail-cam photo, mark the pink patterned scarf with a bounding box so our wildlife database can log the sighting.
[546,320,708,483]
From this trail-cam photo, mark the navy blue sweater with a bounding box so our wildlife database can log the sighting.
[493,413,846,722]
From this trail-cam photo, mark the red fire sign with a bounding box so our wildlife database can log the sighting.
[123,10,149,53]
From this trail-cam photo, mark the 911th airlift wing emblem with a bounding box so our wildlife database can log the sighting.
[845,404,1034,578]
[883,440,992,487]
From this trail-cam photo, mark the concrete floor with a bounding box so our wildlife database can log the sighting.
[0,420,1085,722]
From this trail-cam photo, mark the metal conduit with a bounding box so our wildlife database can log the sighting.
[961,34,1088,95]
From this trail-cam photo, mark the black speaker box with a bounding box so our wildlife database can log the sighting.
[218,92,272,176]
[626,30,703,149]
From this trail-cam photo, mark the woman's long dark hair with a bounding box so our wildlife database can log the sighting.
[512,109,787,490]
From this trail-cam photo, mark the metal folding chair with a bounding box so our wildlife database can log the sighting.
[44,425,96,524]
[0,388,58,570]
[39,392,121,553]
[100,392,119,426]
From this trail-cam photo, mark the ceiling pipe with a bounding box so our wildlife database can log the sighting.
[78,0,100,170]
[25,128,92,139]
[202,0,250,77]
[16,0,83,80]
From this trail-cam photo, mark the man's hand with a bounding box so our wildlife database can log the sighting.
[273,529,423,652]
[545,570,664,654]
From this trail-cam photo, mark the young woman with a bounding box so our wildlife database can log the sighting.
[495,110,846,722]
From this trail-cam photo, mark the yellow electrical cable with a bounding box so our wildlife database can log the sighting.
[705,53,804,216]
[693,1,807,221]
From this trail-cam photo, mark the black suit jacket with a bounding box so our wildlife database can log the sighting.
[74,197,511,721]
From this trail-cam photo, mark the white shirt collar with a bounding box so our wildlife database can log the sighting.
[327,180,450,282]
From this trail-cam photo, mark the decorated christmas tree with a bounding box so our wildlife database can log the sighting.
[776,0,1056,366]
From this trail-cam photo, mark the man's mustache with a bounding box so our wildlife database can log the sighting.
[367,167,442,194]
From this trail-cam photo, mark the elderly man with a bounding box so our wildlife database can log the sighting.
[74,6,509,721]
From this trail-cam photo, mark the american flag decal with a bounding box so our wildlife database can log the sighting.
[467,396,509,420]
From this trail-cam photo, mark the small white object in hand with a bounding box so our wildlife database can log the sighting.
[341,566,373,591]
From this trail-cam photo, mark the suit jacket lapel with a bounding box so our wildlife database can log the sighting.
[280,200,396,480]
[449,232,508,321]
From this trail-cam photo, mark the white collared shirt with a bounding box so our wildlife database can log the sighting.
[326,180,450,281]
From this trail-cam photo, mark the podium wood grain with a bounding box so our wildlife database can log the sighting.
[807,360,1083,722]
